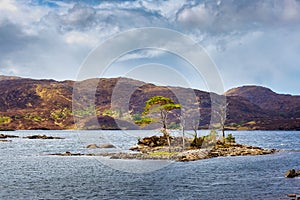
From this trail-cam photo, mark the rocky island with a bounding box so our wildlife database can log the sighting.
[49,95,277,161]
[93,135,276,162]
[50,134,277,162]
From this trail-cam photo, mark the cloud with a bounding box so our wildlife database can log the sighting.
[176,0,300,33]
[0,0,18,12]
[211,27,300,94]
[0,0,299,94]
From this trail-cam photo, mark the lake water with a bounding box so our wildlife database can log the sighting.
[0,130,299,199]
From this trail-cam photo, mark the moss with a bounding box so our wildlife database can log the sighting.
[0,116,11,124]
[72,105,95,117]
[24,114,44,122]
[50,108,71,121]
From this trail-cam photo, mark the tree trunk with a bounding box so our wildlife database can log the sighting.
[182,128,185,151]
[161,127,171,151]
[222,125,225,143]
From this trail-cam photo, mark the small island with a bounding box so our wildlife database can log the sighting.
[51,96,277,161]
[54,133,276,161]
[91,133,276,162]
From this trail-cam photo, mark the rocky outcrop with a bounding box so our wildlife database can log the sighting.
[138,136,168,147]
[102,142,276,161]
[86,143,116,149]
[50,141,277,161]
[86,144,99,149]
[208,143,276,157]
[49,151,85,156]
[24,135,64,139]
[0,139,11,142]
[287,193,300,200]
[285,169,300,178]
[99,144,116,148]
[0,134,19,138]
[176,149,210,161]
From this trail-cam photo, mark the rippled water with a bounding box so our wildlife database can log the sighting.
[0,130,299,199]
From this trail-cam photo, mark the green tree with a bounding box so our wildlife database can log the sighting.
[135,96,181,147]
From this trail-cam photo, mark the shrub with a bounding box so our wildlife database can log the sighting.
[0,116,11,124]
[225,133,235,143]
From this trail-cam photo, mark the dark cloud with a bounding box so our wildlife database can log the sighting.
[0,21,34,54]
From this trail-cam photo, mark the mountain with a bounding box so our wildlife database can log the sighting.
[0,76,299,130]
[226,86,300,117]
[225,86,300,130]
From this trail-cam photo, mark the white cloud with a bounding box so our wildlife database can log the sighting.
[177,3,212,28]
[210,27,300,94]
[0,0,300,94]
[281,0,300,22]
[0,0,18,12]
[117,49,167,62]
[64,31,97,46]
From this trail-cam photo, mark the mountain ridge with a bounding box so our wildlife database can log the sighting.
[0,75,299,130]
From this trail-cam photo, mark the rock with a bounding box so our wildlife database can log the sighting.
[138,136,167,147]
[177,149,210,162]
[129,145,141,151]
[49,151,84,156]
[86,144,99,149]
[285,169,297,178]
[24,135,63,139]
[297,170,300,176]
[0,139,11,142]
[100,144,116,148]
[287,194,297,197]
[0,134,19,138]
[110,156,120,159]
[86,143,115,149]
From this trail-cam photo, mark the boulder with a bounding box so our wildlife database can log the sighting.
[86,144,99,149]
[129,145,140,151]
[285,169,297,178]
[138,136,168,147]
[100,144,116,148]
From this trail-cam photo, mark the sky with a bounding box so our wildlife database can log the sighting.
[0,0,300,94]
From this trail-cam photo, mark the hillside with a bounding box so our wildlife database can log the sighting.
[226,86,300,118]
[0,76,299,130]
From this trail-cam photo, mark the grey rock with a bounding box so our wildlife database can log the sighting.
[100,144,116,148]
[86,144,99,149]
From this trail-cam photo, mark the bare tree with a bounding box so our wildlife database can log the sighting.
[212,94,229,143]
[213,96,228,143]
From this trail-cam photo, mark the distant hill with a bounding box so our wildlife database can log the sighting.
[225,86,300,130]
[0,76,299,130]
[226,86,300,118]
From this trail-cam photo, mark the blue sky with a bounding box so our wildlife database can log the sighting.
[0,0,300,94]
